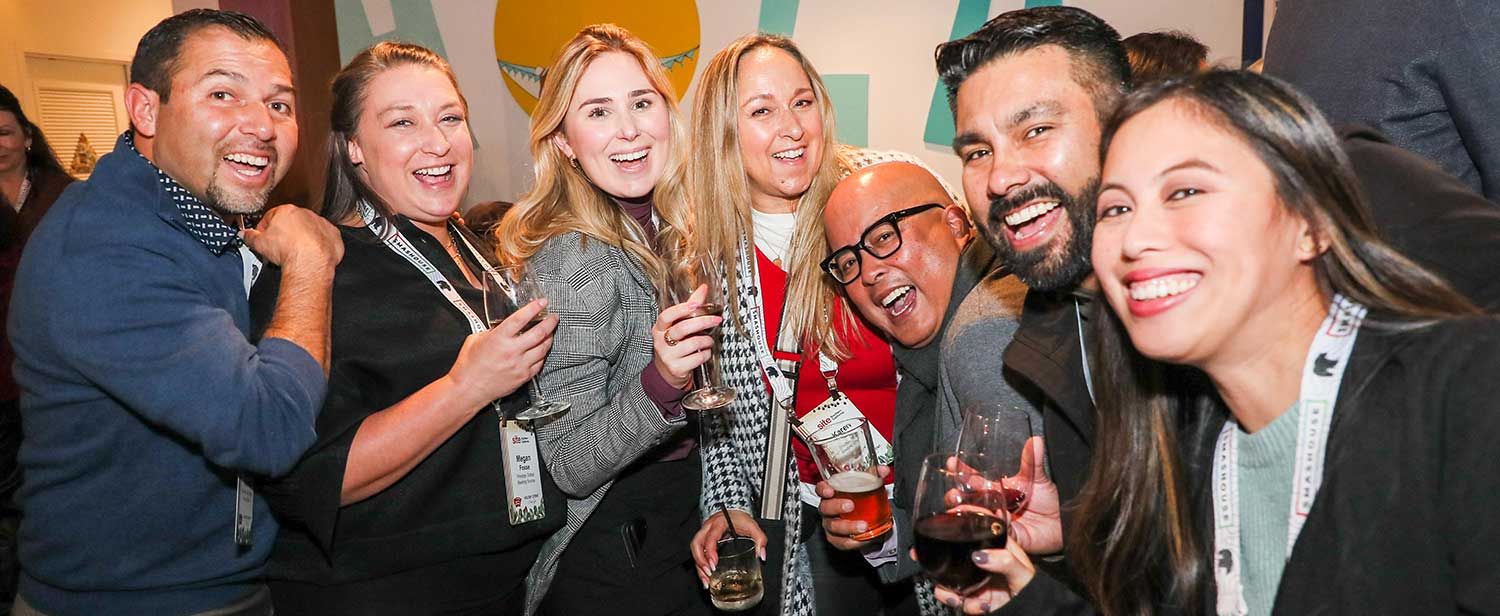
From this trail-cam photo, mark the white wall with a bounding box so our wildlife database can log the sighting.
[0,0,176,117]
[354,0,1255,206]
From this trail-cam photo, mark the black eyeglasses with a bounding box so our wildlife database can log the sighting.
[821,203,945,284]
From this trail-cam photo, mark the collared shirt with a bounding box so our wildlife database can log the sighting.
[124,131,241,255]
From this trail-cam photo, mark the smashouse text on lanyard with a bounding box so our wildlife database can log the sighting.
[1211,294,1367,615]
[357,203,548,525]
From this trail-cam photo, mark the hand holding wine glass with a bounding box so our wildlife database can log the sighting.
[955,406,1036,516]
[651,283,721,388]
[449,288,556,409]
[657,253,735,411]
[911,453,1010,598]
[485,266,573,421]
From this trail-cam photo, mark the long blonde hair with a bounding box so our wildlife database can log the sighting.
[495,24,691,293]
[687,33,854,358]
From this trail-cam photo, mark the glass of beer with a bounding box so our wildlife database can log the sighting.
[911,453,1008,595]
[809,417,893,540]
[710,536,764,611]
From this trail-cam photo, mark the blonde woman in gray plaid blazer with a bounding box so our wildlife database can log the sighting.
[494,25,720,616]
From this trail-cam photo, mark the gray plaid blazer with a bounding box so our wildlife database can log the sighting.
[522,232,688,615]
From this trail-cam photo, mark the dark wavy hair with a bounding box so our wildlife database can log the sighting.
[1069,69,1478,616]
[935,6,1130,122]
[0,83,67,177]
[130,9,282,102]
[320,42,466,226]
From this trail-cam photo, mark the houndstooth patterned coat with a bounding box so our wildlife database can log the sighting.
[701,236,949,616]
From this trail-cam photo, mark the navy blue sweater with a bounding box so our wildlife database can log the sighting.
[7,135,326,615]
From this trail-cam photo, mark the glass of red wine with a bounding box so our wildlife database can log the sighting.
[670,253,736,411]
[954,405,1035,515]
[911,453,1009,595]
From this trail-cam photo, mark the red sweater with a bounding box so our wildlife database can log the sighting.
[755,248,898,485]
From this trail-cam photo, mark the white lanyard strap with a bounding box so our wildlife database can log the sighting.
[358,203,486,335]
[1074,298,1095,404]
[742,236,796,406]
[1212,294,1367,615]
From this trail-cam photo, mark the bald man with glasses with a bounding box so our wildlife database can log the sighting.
[813,154,1037,589]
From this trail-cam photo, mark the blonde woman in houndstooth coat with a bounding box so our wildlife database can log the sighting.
[686,34,948,616]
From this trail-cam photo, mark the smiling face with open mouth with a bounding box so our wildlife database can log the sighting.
[1092,98,1324,369]
[348,64,473,225]
[553,51,671,201]
[144,26,297,217]
[823,162,970,349]
[952,45,1103,292]
[735,46,825,214]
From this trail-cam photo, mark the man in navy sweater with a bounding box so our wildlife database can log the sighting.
[7,10,341,615]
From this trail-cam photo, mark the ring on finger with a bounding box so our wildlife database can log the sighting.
[664,331,678,346]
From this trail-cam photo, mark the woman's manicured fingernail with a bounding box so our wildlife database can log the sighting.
[972,550,989,564]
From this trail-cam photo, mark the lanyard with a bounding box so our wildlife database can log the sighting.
[1074,298,1094,404]
[1211,294,1367,615]
[232,241,263,547]
[358,203,487,335]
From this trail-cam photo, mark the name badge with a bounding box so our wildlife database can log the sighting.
[234,477,254,546]
[795,395,895,466]
[500,419,546,525]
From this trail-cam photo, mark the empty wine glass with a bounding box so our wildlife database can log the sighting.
[484,266,570,422]
[911,453,1009,595]
[954,406,1035,515]
[670,254,736,411]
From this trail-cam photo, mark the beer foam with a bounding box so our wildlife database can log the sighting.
[828,471,883,493]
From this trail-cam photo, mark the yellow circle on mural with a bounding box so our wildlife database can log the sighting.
[494,0,701,115]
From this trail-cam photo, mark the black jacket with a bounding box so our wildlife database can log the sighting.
[1000,317,1500,614]
[992,127,1500,612]
[1339,125,1500,312]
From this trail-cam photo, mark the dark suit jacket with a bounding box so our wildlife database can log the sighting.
[1265,0,1500,200]
[1338,125,1500,311]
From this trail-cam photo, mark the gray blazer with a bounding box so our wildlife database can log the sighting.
[522,231,685,615]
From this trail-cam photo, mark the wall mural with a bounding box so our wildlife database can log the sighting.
[335,0,1260,205]
[493,0,701,114]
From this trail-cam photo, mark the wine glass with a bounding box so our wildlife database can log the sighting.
[954,406,1035,515]
[670,254,736,411]
[911,453,1009,595]
[483,266,570,421]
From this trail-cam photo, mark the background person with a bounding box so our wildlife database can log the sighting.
[249,42,563,615]
[1264,0,1500,201]
[1121,30,1208,84]
[0,83,74,612]
[8,10,341,615]
[492,24,717,616]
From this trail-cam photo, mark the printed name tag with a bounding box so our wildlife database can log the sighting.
[500,419,546,525]
[234,477,254,546]
[795,395,894,465]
